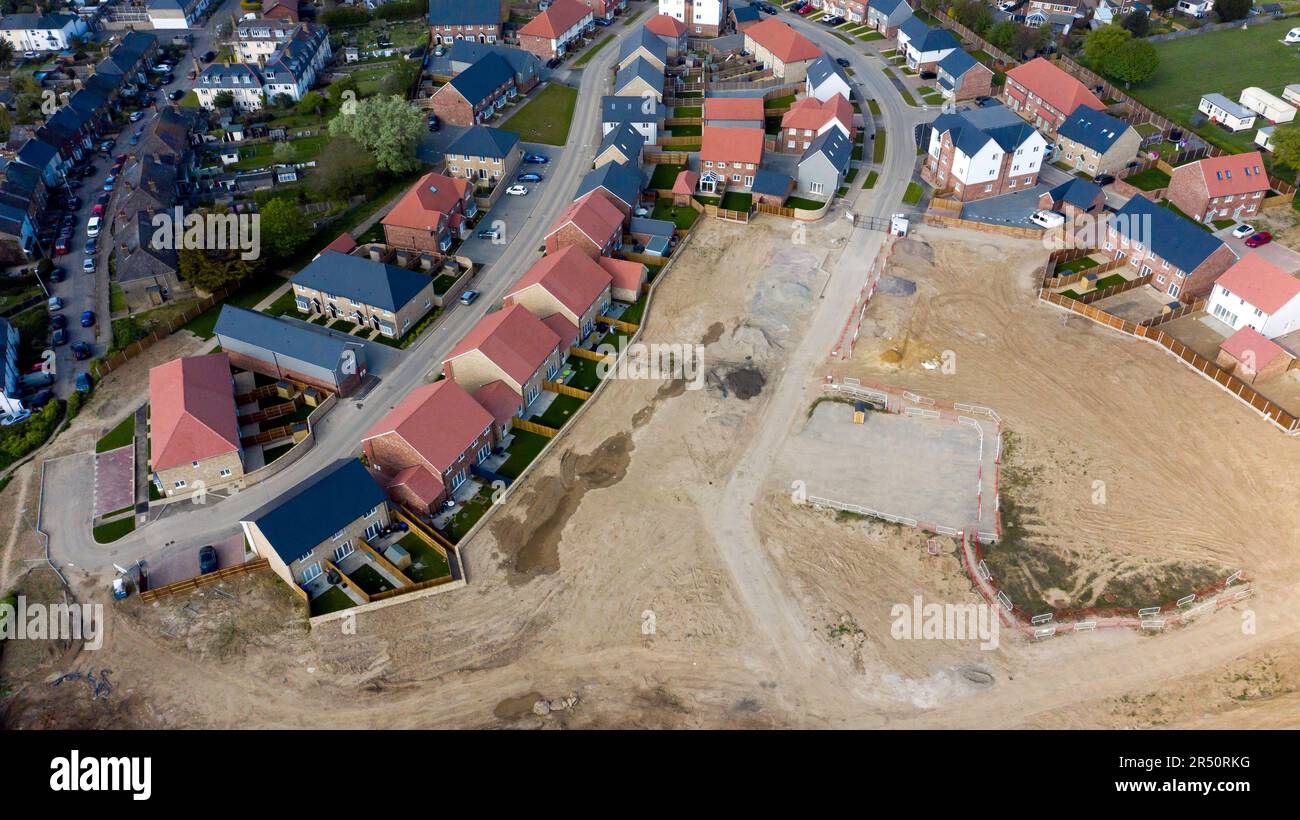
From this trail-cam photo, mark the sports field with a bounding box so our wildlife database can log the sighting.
[1129,19,1300,153]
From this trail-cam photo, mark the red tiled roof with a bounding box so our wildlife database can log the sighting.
[382,172,471,231]
[507,246,613,319]
[388,464,443,507]
[1214,253,1300,314]
[474,379,521,426]
[781,95,853,133]
[323,232,356,255]
[598,257,647,294]
[541,312,579,349]
[1187,151,1270,198]
[148,353,240,472]
[520,0,590,39]
[546,190,624,250]
[700,126,765,166]
[744,18,822,65]
[703,96,765,123]
[1006,58,1104,118]
[645,14,687,37]
[446,303,561,387]
[1220,326,1288,371]
[672,169,699,195]
[363,379,492,474]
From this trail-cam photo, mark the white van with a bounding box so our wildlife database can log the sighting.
[1286,27,1300,44]
[86,216,101,238]
[1030,210,1066,229]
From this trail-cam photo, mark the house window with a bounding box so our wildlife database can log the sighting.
[300,562,324,584]
[332,529,345,540]
[364,521,383,540]
[191,460,200,468]
[173,480,187,489]
[364,505,378,518]
[219,468,232,478]
[333,541,355,562]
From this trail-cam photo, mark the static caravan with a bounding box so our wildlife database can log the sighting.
[1284,84,1300,107]
[1256,126,1275,153]
[1239,86,1297,124]
[1199,93,1257,132]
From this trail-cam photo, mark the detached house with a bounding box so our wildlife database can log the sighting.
[445,125,523,188]
[443,303,566,423]
[1167,152,1270,224]
[896,17,959,72]
[504,246,614,347]
[517,0,595,60]
[1105,196,1238,299]
[797,129,853,199]
[614,57,666,101]
[594,122,646,169]
[363,380,498,513]
[383,171,477,255]
[644,14,688,56]
[1207,254,1300,339]
[866,0,912,36]
[779,95,853,154]
[1003,57,1105,136]
[291,252,436,340]
[936,50,993,102]
[699,126,765,193]
[806,55,852,103]
[427,0,504,45]
[603,95,668,144]
[922,102,1047,201]
[431,53,519,127]
[658,0,728,36]
[1055,105,1141,176]
[148,353,243,498]
[545,191,625,257]
[743,18,822,82]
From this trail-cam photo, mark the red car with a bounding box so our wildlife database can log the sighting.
[54,238,70,256]
[91,203,105,216]
[797,2,813,11]
[1245,231,1273,248]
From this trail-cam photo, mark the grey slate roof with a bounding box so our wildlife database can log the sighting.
[1046,178,1103,210]
[245,459,387,565]
[427,0,503,27]
[807,55,850,92]
[576,161,644,208]
[292,251,433,313]
[446,125,520,160]
[937,49,978,82]
[899,17,959,53]
[447,53,515,106]
[447,40,541,83]
[213,305,365,371]
[871,0,911,14]
[598,122,645,161]
[930,102,1038,157]
[800,129,853,174]
[615,56,665,96]
[619,25,668,67]
[1111,197,1228,274]
[629,216,674,238]
[603,95,667,124]
[732,5,760,22]
[1057,104,1133,154]
[751,169,792,197]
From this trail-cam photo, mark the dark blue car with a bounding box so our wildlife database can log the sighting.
[517,172,543,183]
[80,310,96,327]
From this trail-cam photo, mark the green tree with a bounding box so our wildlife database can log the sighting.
[327,94,425,174]
[1106,38,1159,86]
[952,0,992,35]
[1120,9,1150,38]
[1084,25,1132,70]
[1151,0,1177,12]
[259,197,312,260]
[178,246,262,293]
[327,74,357,107]
[296,90,325,116]
[984,20,1018,52]
[213,90,235,109]
[307,134,379,200]
[1214,0,1251,22]
[0,40,13,68]
[1267,126,1300,170]
[272,141,296,163]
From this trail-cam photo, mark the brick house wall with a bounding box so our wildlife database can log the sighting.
[384,219,452,257]
[545,222,615,257]
[155,450,245,498]
[258,505,391,586]
[429,87,477,128]
[951,65,993,101]
[365,427,496,511]
[922,133,1038,202]
[1056,128,1142,177]
[429,22,503,45]
[1003,79,1068,134]
[1106,227,1238,299]
[444,346,563,408]
[780,126,820,154]
[505,283,612,341]
[1166,169,1268,223]
[823,0,868,22]
[517,32,559,60]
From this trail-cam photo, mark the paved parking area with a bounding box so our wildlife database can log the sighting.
[144,530,246,589]
[1214,226,1300,271]
[960,185,1052,228]
[456,143,566,268]
[93,445,135,516]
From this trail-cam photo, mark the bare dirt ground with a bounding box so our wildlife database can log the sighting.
[4,220,1300,730]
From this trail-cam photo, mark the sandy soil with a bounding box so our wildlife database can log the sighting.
[4,220,1300,730]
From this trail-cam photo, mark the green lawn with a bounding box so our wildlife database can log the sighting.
[649,163,685,189]
[872,132,886,164]
[564,355,603,392]
[443,485,494,543]
[651,197,698,229]
[1092,273,1128,290]
[573,35,613,67]
[310,585,355,616]
[1057,256,1100,275]
[620,294,648,326]
[92,516,135,544]
[670,123,701,137]
[396,532,451,582]
[502,83,579,146]
[903,182,924,205]
[673,106,702,118]
[720,191,753,212]
[861,170,879,189]
[182,275,289,339]
[348,563,397,596]
[497,430,551,480]
[1127,18,1300,156]
[785,195,828,210]
[530,394,585,429]
[261,288,301,318]
[1125,167,1171,191]
[764,94,796,110]
[95,414,135,453]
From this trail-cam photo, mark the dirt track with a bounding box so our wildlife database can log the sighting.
[4,219,1300,729]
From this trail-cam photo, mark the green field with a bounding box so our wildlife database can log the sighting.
[1130,19,1300,155]
[502,83,579,146]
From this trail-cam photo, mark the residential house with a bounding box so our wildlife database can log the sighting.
[751,169,794,206]
[936,50,993,102]
[259,23,332,103]
[233,17,300,62]
[617,25,669,71]
[262,0,300,21]
[382,171,477,255]
[194,63,267,111]
[447,40,542,94]
[544,191,626,257]
[431,53,520,126]
[603,95,668,144]
[582,0,629,21]
[821,0,867,24]
[517,0,595,60]
[699,125,764,192]
[594,122,646,169]
[797,129,852,199]
[1104,196,1238,299]
[504,246,614,347]
[148,353,243,497]
[730,4,763,30]
[599,256,649,302]
[1198,93,1256,132]
[614,57,666,101]
[779,95,853,154]
[241,459,391,592]
[1003,57,1105,136]
[896,17,959,72]
[1176,0,1213,16]
[1207,254,1300,339]
[0,12,88,52]
[1037,177,1105,217]
[442,303,566,421]
[922,102,1048,201]
[743,18,822,82]
[866,0,912,36]
[445,126,523,189]
[1168,151,1270,224]
[146,0,219,30]
[1055,105,1141,176]
[806,55,853,103]
[575,161,644,214]
[658,0,729,36]
[427,0,504,45]
[291,252,436,339]
[213,305,370,395]
[702,96,766,128]
[644,13,688,56]
[115,210,181,308]
[363,380,498,513]
[1024,9,1076,35]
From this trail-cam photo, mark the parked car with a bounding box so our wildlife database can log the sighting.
[523,153,549,164]
[28,389,54,409]
[459,289,481,306]
[919,70,937,80]
[80,310,96,328]
[52,328,68,346]
[50,314,67,330]
[66,196,81,209]
[505,184,529,196]
[86,238,98,255]
[91,203,105,217]
[102,179,115,192]
[199,546,219,574]
[48,296,63,311]
[1,410,31,427]
[1092,173,1116,186]
[546,57,562,69]
[517,172,543,182]
[427,114,440,132]
[49,266,66,283]
[75,372,92,393]
[54,238,70,256]
[129,110,144,122]
[168,89,185,102]
[594,16,611,25]
[1245,231,1273,247]
[835,57,851,68]
[71,341,91,360]
[477,228,501,241]
[201,50,216,62]
[87,216,101,238]
[1232,223,1256,239]
[1029,209,1065,229]
[186,69,197,80]
[62,213,76,228]
[83,257,96,273]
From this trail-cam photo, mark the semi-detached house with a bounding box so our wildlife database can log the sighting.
[1003,57,1104,136]
[545,190,626,257]
[427,0,504,45]
[896,17,959,72]
[382,171,477,255]
[504,246,614,348]
[213,305,370,396]
[699,125,765,193]
[517,0,595,60]
[148,353,244,498]
[445,125,523,188]
[743,18,822,82]
[1167,152,1271,224]
[922,102,1047,202]
[1104,196,1238,299]
[1054,105,1141,176]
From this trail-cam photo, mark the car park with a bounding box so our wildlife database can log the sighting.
[80,310,96,328]
[1245,231,1273,247]
[459,289,480,306]
[506,184,529,196]
[1232,224,1255,239]
[72,341,91,360]
[75,373,92,393]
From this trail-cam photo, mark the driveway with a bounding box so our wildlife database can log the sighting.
[960,186,1052,228]
[1214,226,1300,270]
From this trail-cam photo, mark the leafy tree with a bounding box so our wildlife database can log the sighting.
[984,20,1018,52]
[952,0,992,34]
[213,90,235,109]
[178,246,262,293]
[1084,25,1131,68]
[1012,23,1051,58]
[271,92,294,109]
[273,141,296,163]
[296,90,325,116]
[307,135,379,200]
[328,74,357,105]
[327,94,425,174]
[1106,38,1159,86]
[1120,9,1150,38]
[381,60,420,98]
[1268,126,1300,170]
[0,107,10,143]
[0,40,13,68]
[1150,0,1178,12]
[259,198,312,260]
[1214,0,1251,22]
